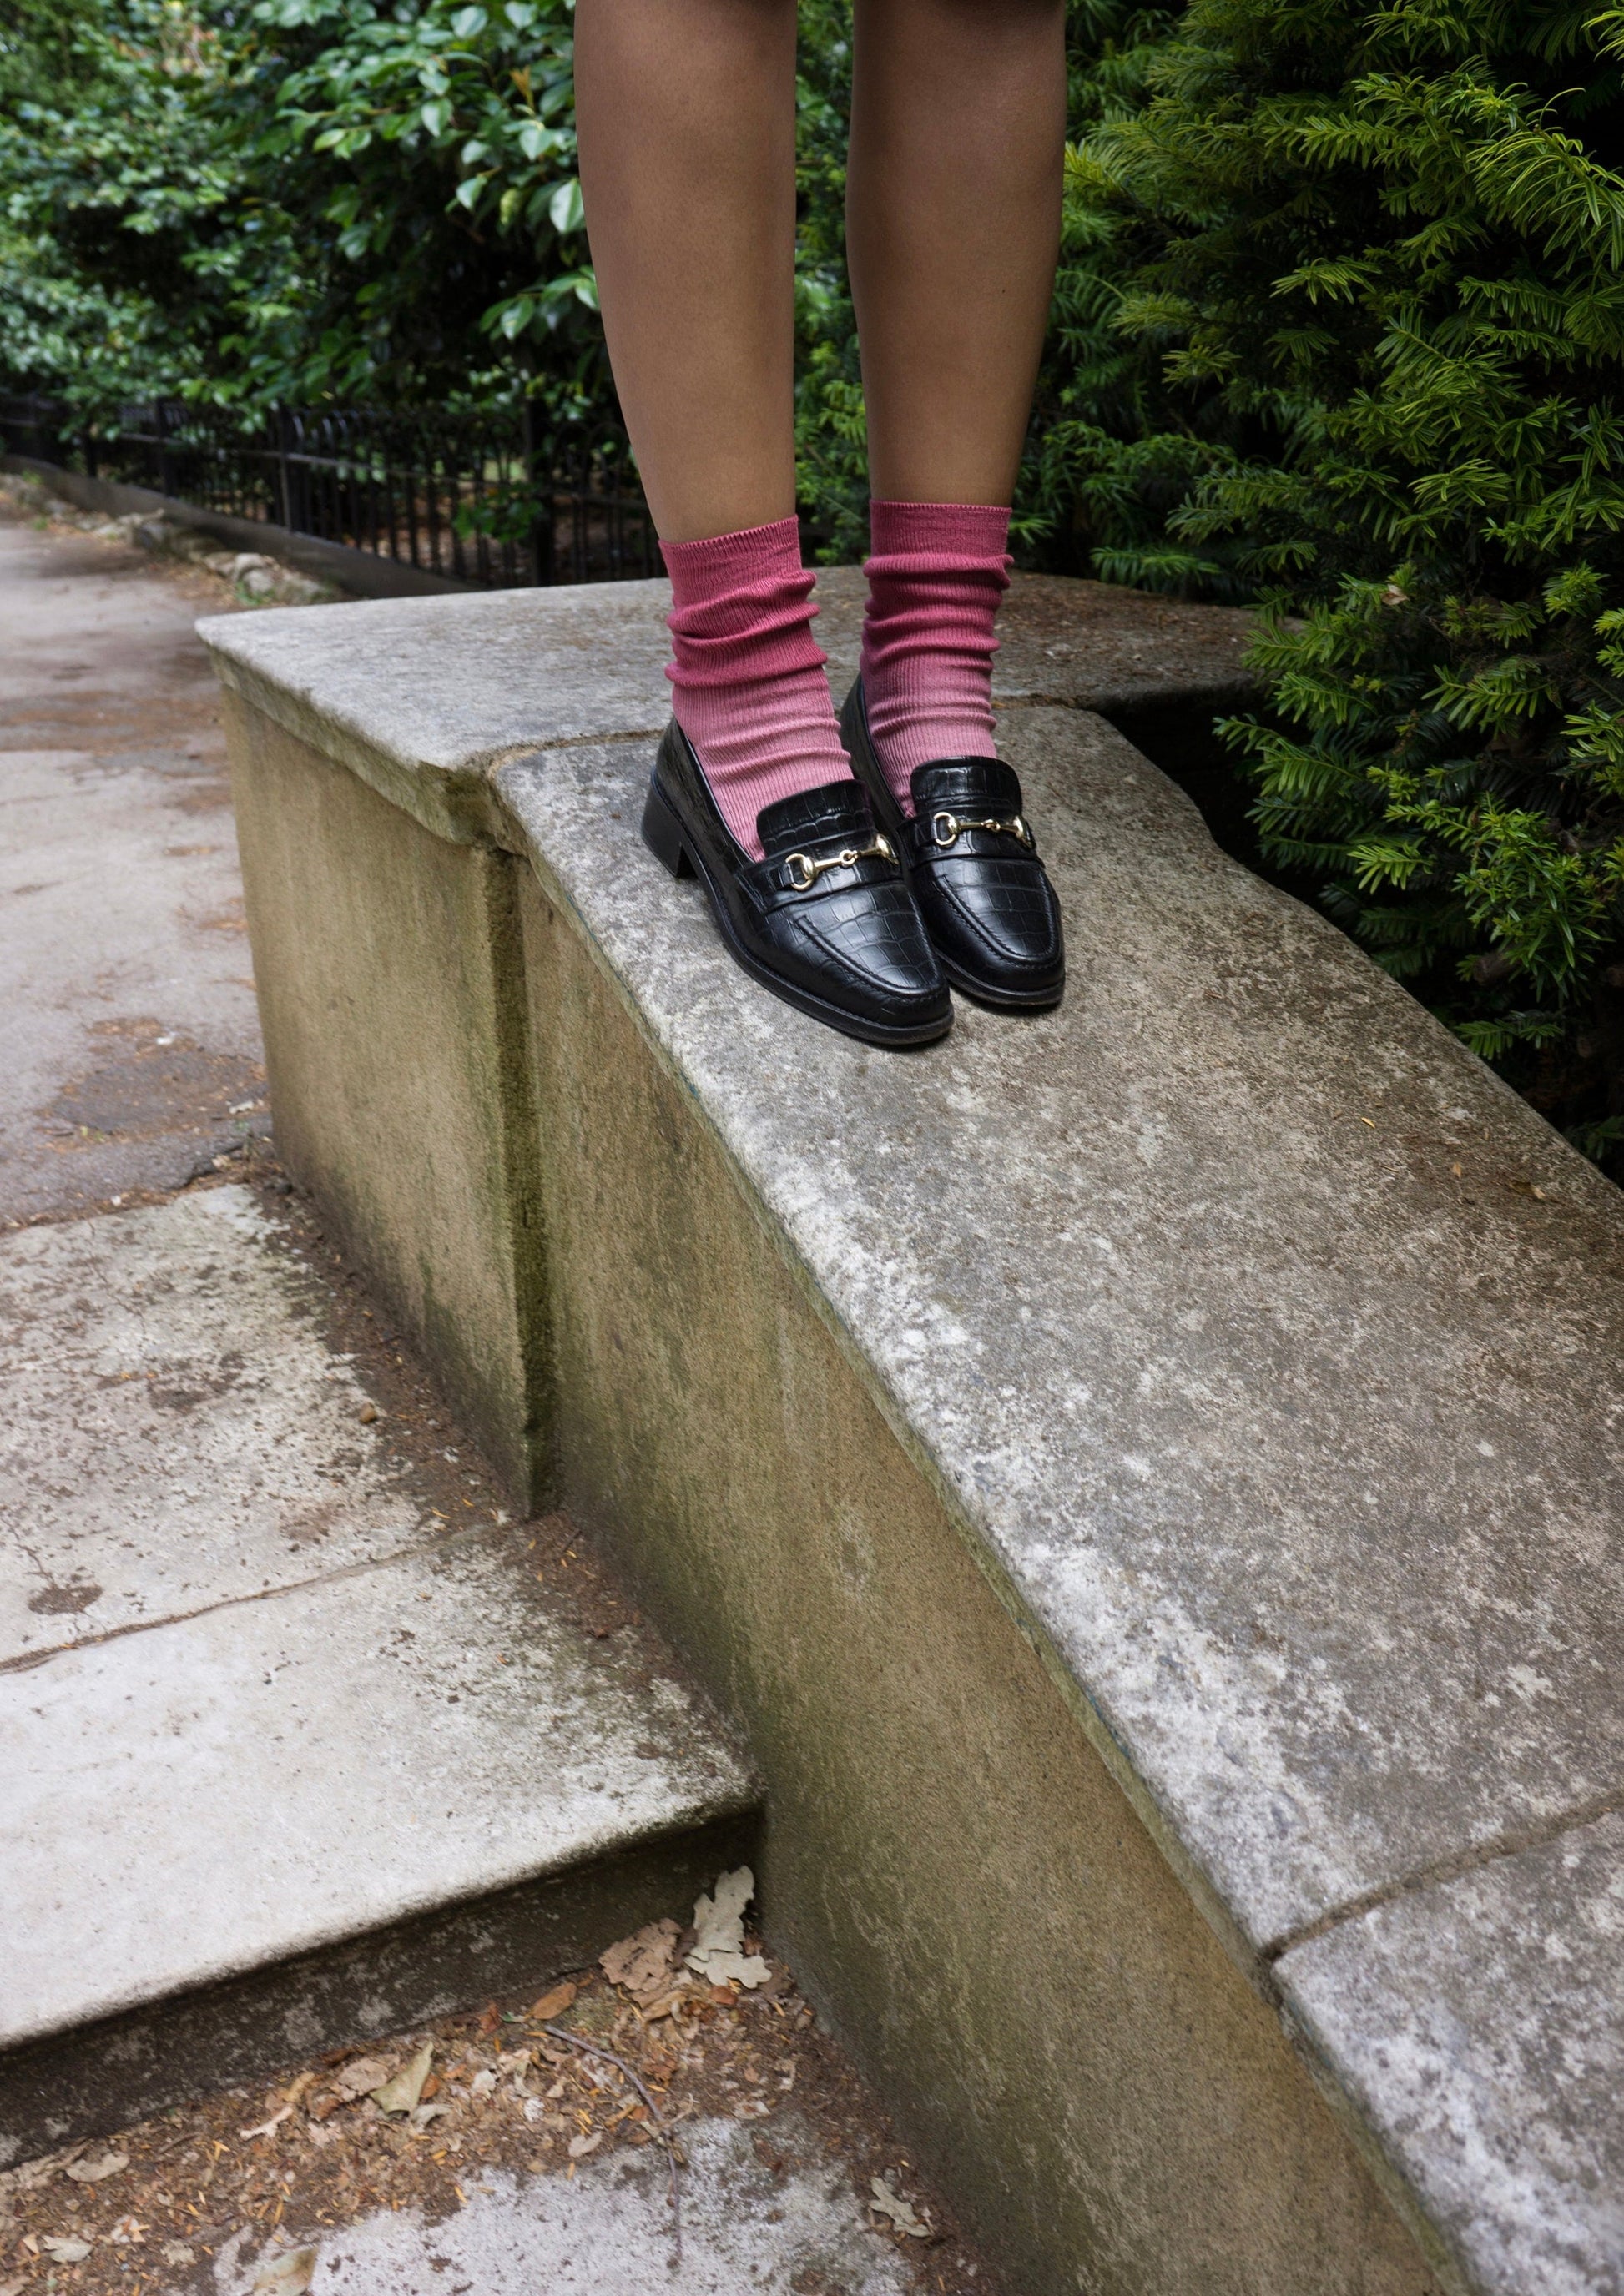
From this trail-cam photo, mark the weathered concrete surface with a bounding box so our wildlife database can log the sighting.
[204,567,1256,843]
[0,512,268,1222]
[0,1520,754,2158]
[219,691,549,1508]
[519,850,1440,2296]
[2,1516,753,2047]
[209,2116,917,2295]
[1279,1816,1624,2296]
[497,715,1624,1958]
[0,1187,434,1663]
[202,577,1624,2296]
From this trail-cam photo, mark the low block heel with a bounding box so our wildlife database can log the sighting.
[641,776,694,879]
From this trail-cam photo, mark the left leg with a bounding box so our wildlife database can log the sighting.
[840,0,1069,1007]
[845,0,1067,514]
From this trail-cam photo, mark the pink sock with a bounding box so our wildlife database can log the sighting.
[860,501,1012,813]
[661,517,850,858]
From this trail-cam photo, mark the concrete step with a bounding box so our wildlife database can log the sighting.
[0,1187,758,2166]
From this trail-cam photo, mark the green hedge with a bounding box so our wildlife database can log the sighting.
[0,0,601,417]
[1053,0,1624,1162]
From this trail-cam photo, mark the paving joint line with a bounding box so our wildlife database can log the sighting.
[1261,1782,1624,1961]
[0,1519,507,1678]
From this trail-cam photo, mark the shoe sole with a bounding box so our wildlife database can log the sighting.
[640,776,953,1051]
[839,685,1065,1015]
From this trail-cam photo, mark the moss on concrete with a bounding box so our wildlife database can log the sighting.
[223,692,552,1506]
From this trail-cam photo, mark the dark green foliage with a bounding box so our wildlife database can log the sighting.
[0,0,251,410]
[238,0,600,410]
[0,0,600,416]
[1052,0,1624,1156]
[792,1,865,565]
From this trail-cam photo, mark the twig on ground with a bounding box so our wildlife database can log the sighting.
[540,2022,683,2268]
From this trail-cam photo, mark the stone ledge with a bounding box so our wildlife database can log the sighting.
[1278,1813,1624,2296]
[203,566,1257,844]
[491,714,1624,1951]
[202,580,1624,2296]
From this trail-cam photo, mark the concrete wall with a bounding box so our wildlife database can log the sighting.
[209,577,1624,2296]
[517,868,1440,2296]
[226,699,1439,2293]
[223,692,551,1507]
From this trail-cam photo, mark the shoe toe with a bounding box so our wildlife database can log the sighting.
[794,883,946,1010]
[931,858,1063,980]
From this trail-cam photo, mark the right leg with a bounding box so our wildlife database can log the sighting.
[574,0,797,546]
[575,0,848,858]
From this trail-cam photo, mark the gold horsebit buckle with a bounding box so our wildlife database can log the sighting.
[931,810,1034,850]
[784,833,896,891]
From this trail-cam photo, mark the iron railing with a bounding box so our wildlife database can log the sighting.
[0,393,659,587]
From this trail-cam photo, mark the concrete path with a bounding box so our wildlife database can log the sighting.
[0,496,759,2169]
[0,500,267,1224]
[208,2117,918,2295]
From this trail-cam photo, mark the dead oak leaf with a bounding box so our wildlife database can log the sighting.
[870,2175,930,2237]
[600,1917,683,2001]
[64,2150,128,2183]
[371,2040,435,2116]
[686,1866,769,1990]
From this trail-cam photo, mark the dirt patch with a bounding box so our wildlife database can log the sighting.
[0,1944,995,2296]
[41,1020,268,1154]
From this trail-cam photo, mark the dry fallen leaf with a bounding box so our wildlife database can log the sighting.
[567,2131,603,2159]
[600,1917,683,2000]
[64,2149,128,2183]
[253,2244,318,2291]
[870,2174,930,2237]
[637,1986,693,2022]
[529,1981,577,2022]
[371,2039,435,2116]
[330,2055,392,2101]
[0,2273,28,2295]
[40,2237,93,2264]
[686,1867,770,1990]
[10,2143,84,2192]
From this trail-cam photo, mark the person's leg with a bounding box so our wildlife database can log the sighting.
[575,0,797,543]
[574,0,849,858]
[845,0,1067,796]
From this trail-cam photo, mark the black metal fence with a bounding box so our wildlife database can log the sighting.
[0,394,659,587]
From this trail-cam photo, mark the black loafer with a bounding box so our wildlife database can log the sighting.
[841,679,1065,1010]
[640,720,951,1049]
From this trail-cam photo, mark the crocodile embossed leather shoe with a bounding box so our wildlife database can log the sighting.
[640,721,952,1049]
[840,679,1064,1011]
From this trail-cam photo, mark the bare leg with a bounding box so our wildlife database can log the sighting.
[574,0,799,542]
[845,0,1067,506]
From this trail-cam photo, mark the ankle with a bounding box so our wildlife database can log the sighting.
[662,517,850,858]
[859,500,1012,813]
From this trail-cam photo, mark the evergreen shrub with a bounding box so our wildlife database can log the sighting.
[1050,0,1624,1159]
